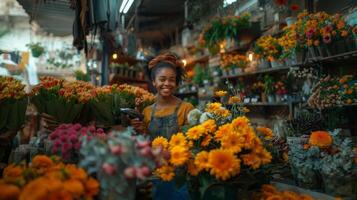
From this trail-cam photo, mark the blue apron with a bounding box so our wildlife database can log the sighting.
[148,101,190,200]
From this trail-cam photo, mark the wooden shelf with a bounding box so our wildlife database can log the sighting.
[221,66,291,79]
[227,101,297,107]
[301,50,357,66]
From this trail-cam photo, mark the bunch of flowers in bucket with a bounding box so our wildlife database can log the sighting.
[0,155,100,200]
[48,123,105,162]
[79,128,164,200]
[152,104,272,199]
[31,76,95,124]
[288,129,357,197]
[0,76,27,133]
[220,53,248,70]
[254,35,284,66]
[308,75,356,109]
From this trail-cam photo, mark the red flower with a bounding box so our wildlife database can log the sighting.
[290,4,300,11]
[275,0,288,6]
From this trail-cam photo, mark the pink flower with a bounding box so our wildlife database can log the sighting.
[54,139,62,147]
[102,163,117,175]
[97,128,104,133]
[58,124,68,129]
[323,34,332,43]
[52,146,58,154]
[74,142,81,151]
[139,146,152,157]
[62,143,72,153]
[110,145,123,155]
[151,146,162,156]
[49,132,58,140]
[88,125,96,133]
[69,135,78,143]
[136,140,150,148]
[60,135,67,143]
[124,167,136,179]
[68,130,77,136]
[73,123,82,131]
[306,29,315,38]
[139,166,151,177]
[325,25,333,32]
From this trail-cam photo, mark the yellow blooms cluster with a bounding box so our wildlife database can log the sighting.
[0,76,26,100]
[255,36,280,61]
[205,102,231,118]
[152,116,272,181]
[0,155,99,200]
[220,53,248,69]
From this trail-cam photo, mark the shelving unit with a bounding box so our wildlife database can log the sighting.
[221,66,291,79]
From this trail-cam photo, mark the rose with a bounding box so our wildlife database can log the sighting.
[102,163,117,175]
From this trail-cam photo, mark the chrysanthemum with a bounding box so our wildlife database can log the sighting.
[152,136,169,150]
[231,116,250,129]
[31,155,54,169]
[228,96,241,104]
[256,126,273,140]
[186,125,205,140]
[202,119,217,134]
[205,102,222,113]
[308,131,333,148]
[214,123,233,140]
[194,151,210,171]
[169,133,187,148]
[155,165,175,181]
[201,135,212,147]
[213,108,231,118]
[241,147,272,169]
[169,146,190,166]
[187,159,201,176]
[208,149,240,181]
[220,132,244,153]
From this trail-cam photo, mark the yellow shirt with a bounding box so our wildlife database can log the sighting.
[143,101,194,129]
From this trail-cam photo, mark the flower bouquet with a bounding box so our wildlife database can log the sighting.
[48,124,105,163]
[153,108,273,200]
[0,76,27,133]
[0,155,100,200]
[31,76,95,125]
[254,35,283,67]
[288,129,357,197]
[79,128,163,200]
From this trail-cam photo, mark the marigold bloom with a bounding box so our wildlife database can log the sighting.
[309,131,333,148]
[169,146,189,166]
[152,136,169,150]
[0,183,20,200]
[155,165,175,181]
[194,151,211,171]
[208,149,241,181]
[220,132,244,153]
[169,133,187,148]
[186,125,205,140]
[215,90,227,97]
[187,159,201,176]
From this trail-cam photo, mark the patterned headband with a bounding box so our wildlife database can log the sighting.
[148,53,183,70]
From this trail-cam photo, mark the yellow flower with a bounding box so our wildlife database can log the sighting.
[169,146,190,166]
[202,119,217,133]
[208,149,241,181]
[228,96,241,104]
[201,135,212,147]
[215,90,227,97]
[231,116,250,129]
[213,108,231,118]
[187,159,201,176]
[186,125,205,140]
[169,133,187,148]
[152,136,169,150]
[220,132,244,153]
[155,165,175,181]
[309,131,333,148]
[241,147,272,169]
[242,107,250,113]
[214,123,233,140]
[194,151,211,171]
[205,102,222,113]
[256,126,273,140]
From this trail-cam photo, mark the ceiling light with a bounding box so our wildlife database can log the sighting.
[112,53,118,59]
[119,0,129,13]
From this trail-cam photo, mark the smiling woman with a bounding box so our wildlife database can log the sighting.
[130,52,194,200]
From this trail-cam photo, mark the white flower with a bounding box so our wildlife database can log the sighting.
[187,109,203,126]
[199,112,213,124]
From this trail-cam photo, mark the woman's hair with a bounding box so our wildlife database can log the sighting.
[147,52,186,85]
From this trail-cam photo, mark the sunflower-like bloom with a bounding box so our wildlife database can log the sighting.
[155,165,175,181]
[241,147,272,169]
[201,119,217,134]
[169,132,187,148]
[208,149,241,181]
[186,125,205,140]
[194,151,211,171]
[187,159,201,176]
[256,126,273,140]
[152,136,169,150]
[169,146,190,166]
[214,123,233,140]
[220,132,244,153]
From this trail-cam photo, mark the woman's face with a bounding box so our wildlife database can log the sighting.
[152,67,177,97]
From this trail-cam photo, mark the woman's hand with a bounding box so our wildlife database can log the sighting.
[130,118,147,134]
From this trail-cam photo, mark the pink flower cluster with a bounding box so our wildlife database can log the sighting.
[49,123,105,160]
[101,136,165,180]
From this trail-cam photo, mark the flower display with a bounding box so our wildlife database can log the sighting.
[308,131,333,148]
[116,84,156,109]
[0,155,99,200]
[214,90,227,97]
[220,53,248,69]
[80,128,164,200]
[254,35,283,61]
[0,76,26,100]
[48,124,105,162]
[274,81,288,95]
[308,75,356,109]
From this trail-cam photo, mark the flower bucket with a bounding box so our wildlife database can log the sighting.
[258,59,270,69]
[307,46,322,60]
[267,95,275,103]
[275,94,283,103]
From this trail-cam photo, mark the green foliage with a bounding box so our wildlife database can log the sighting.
[192,64,212,86]
[26,42,45,58]
[285,109,323,137]
[74,70,90,82]
[263,75,275,94]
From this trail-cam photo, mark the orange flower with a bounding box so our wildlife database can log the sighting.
[341,30,348,37]
[256,126,273,140]
[309,131,333,148]
[47,190,73,200]
[3,164,23,179]
[187,159,201,176]
[313,40,320,46]
[65,164,88,182]
[84,177,100,198]
[31,155,54,170]
[261,184,278,196]
[0,183,20,200]
[63,179,84,198]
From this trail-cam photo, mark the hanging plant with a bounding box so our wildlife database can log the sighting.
[26,42,45,58]
[198,13,251,53]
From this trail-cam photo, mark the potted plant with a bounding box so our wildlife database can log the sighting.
[254,35,284,68]
[274,81,288,102]
[26,42,45,58]
[263,75,276,103]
